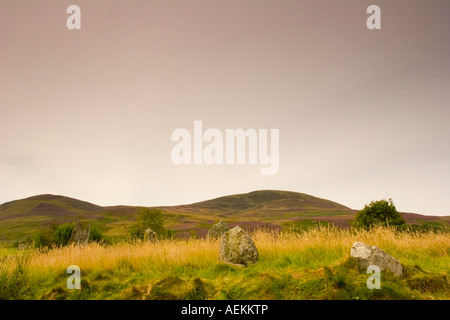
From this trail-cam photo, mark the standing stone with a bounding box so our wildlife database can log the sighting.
[69,221,90,245]
[17,242,30,250]
[144,228,158,242]
[350,242,403,276]
[208,221,230,239]
[219,226,258,267]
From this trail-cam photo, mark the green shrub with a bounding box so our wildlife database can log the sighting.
[129,208,172,239]
[34,228,55,248]
[53,223,74,246]
[353,198,405,230]
[34,222,107,247]
[89,227,104,243]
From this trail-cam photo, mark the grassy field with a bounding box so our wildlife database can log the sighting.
[1,226,449,300]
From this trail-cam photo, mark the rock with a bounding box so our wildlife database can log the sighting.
[17,242,31,250]
[208,221,230,239]
[69,221,90,245]
[219,226,258,267]
[350,242,403,276]
[144,228,158,242]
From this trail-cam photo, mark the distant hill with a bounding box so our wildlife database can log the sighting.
[0,194,101,218]
[0,190,448,245]
[165,190,350,215]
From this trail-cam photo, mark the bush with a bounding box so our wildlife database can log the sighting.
[89,227,104,243]
[129,208,172,239]
[34,222,107,247]
[353,198,405,230]
[53,223,74,246]
[34,228,55,248]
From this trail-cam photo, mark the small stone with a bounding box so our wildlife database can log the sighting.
[350,242,403,276]
[144,228,158,242]
[69,221,90,245]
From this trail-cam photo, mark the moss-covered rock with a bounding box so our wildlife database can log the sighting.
[208,221,229,239]
[219,226,258,267]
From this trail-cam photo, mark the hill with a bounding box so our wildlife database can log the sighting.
[0,190,448,245]
[0,194,101,218]
[165,190,349,214]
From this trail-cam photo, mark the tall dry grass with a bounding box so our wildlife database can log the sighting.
[26,226,449,274]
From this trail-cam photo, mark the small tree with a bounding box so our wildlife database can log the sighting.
[129,208,166,239]
[353,198,405,229]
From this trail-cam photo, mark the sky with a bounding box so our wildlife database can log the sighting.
[1,0,449,215]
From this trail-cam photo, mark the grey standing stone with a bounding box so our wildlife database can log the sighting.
[144,228,158,242]
[69,221,90,245]
[17,242,30,250]
[219,226,258,267]
[350,242,403,276]
[208,221,230,239]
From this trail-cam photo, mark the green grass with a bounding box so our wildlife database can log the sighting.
[0,251,32,299]
[20,256,449,300]
[284,219,331,231]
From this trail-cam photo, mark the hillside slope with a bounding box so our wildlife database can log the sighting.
[165,190,350,215]
[0,191,447,245]
[0,194,101,218]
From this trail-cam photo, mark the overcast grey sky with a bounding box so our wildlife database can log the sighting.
[1,0,449,215]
